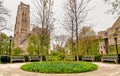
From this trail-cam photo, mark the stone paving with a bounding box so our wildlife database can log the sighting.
[0,62,120,76]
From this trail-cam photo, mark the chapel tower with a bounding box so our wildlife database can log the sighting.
[14,2,30,51]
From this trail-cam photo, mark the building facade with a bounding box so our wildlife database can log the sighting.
[98,17,120,54]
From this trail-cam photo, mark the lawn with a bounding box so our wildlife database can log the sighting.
[21,61,98,73]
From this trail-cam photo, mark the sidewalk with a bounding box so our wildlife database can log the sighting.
[0,62,120,76]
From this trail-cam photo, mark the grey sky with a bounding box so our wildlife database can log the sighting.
[2,0,118,36]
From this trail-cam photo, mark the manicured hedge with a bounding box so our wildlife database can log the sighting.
[21,61,98,73]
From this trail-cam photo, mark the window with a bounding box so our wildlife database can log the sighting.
[104,46,106,49]
[101,46,102,49]
[25,13,26,16]
[22,12,24,16]
[24,13,26,22]
[22,12,26,22]
[101,51,103,54]
[104,32,107,36]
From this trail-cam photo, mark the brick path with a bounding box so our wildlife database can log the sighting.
[0,62,120,76]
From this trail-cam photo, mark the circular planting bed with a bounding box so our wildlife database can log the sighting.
[21,61,98,73]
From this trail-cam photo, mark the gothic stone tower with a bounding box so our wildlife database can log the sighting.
[14,2,30,51]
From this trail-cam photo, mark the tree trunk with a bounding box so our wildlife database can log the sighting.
[74,0,79,61]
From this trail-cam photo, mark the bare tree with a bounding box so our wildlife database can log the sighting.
[32,0,55,61]
[63,0,91,61]
[62,0,76,56]
[53,35,68,51]
[104,0,120,16]
[0,0,10,31]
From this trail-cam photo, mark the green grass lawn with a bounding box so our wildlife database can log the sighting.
[21,61,98,73]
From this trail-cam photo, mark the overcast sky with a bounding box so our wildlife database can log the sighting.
[2,0,118,36]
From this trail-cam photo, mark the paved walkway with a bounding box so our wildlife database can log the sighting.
[0,62,120,76]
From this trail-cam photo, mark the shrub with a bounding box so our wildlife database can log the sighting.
[64,55,74,61]
[79,55,84,60]
[94,54,118,62]
[21,61,98,73]
[104,54,117,56]
[74,55,84,61]
[47,51,74,61]
[0,55,1,63]
[95,55,102,62]
[11,47,24,55]
[42,55,46,61]
[24,55,29,62]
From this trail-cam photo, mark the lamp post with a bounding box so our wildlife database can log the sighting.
[9,36,12,56]
[113,32,119,63]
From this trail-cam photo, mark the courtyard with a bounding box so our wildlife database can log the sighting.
[1,0,120,76]
[0,62,120,76]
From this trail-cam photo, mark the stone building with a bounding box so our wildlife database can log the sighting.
[14,2,50,54]
[14,2,30,51]
[98,17,120,54]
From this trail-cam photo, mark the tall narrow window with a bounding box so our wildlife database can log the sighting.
[22,12,24,22]
[104,46,106,49]
[101,46,102,49]
[24,13,26,22]
[22,13,27,22]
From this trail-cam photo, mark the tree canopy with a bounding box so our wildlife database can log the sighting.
[104,0,120,16]
[0,0,10,31]
[78,26,99,55]
[0,33,9,55]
